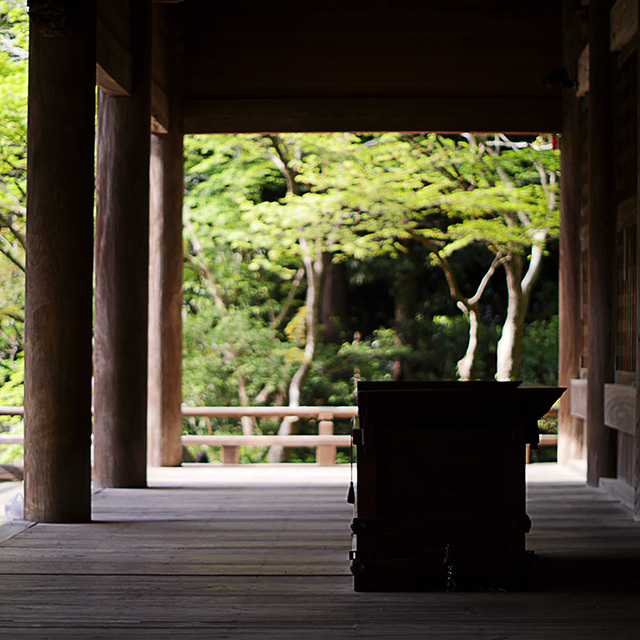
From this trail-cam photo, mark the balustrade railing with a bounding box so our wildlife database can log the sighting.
[0,405,559,465]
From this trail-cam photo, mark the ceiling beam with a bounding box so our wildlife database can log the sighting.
[183,96,562,135]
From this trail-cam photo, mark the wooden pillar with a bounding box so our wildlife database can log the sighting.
[24,1,96,522]
[635,0,640,521]
[586,0,617,486]
[94,0,152,488]
[558,0,586,465]
[147,15,184,468]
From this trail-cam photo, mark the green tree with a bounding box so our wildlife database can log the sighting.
[184,133,414,459]
[184,132,559,431]
[413,134,560,380]
[301,132,559,380]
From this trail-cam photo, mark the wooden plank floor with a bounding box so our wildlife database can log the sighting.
[0,467,639,638]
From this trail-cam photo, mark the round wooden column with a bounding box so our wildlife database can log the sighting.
[147,13,184,468]
[586,0,617,486]
[24,2,97,523]
[558,0,585,465]
[93,1,152,488]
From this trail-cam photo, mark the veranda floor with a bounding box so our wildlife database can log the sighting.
[0,464,639,639]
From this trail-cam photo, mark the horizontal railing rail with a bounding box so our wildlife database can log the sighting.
[182,406,356,464]
[0,406,23,416]
[182,406,357,419]
[0,405,560,465]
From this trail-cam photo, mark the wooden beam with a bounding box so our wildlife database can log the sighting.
[96,17,132,96]
[148,5,184,468]
[183,97,562,135]
[558,0,587,465]
[94,0,152,488]
[604,384,635,435]
[570,379,588,419]
[610,0,637,51]
[151,79,169,134]
[587,0,618,487]
[24,1,96,523]
[577,44,590,97]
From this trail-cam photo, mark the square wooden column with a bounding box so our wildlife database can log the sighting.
[24,1,97,522]
[93,0,152,488]
[147,10,184,468]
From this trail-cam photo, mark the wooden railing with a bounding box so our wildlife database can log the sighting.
[181,406,356,465]
[0,406,24,445]
[0,405,559,465]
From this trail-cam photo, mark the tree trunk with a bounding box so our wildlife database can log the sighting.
[392,260,417,379]
[321,260,349,343]
[268,248,330,462]
[457,305,481,381]
[419,239,503,383]
[236,372,257,437]
[496,257,527,381]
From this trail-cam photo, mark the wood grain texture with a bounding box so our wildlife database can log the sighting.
[147,4,184,467]
[604,383,635,434]
[97,0,131,54]
[94,0,152,488]
[1,475,640,637]
[635,0,640,521]
[559,0,587,465]
[569,378,588,419]
[182,5,561,101]
[96,17,132,96]
[610,0,637,51]
[352,382,563,591]
[179,1,561,134]
[24,2,96,523]
[183,97,561,135]
[587,0,618,487]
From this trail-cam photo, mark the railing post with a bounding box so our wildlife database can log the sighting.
[222,445,240,465]
[317,413,336,466]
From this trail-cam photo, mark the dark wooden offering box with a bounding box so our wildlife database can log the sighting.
[350,381,564,592]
